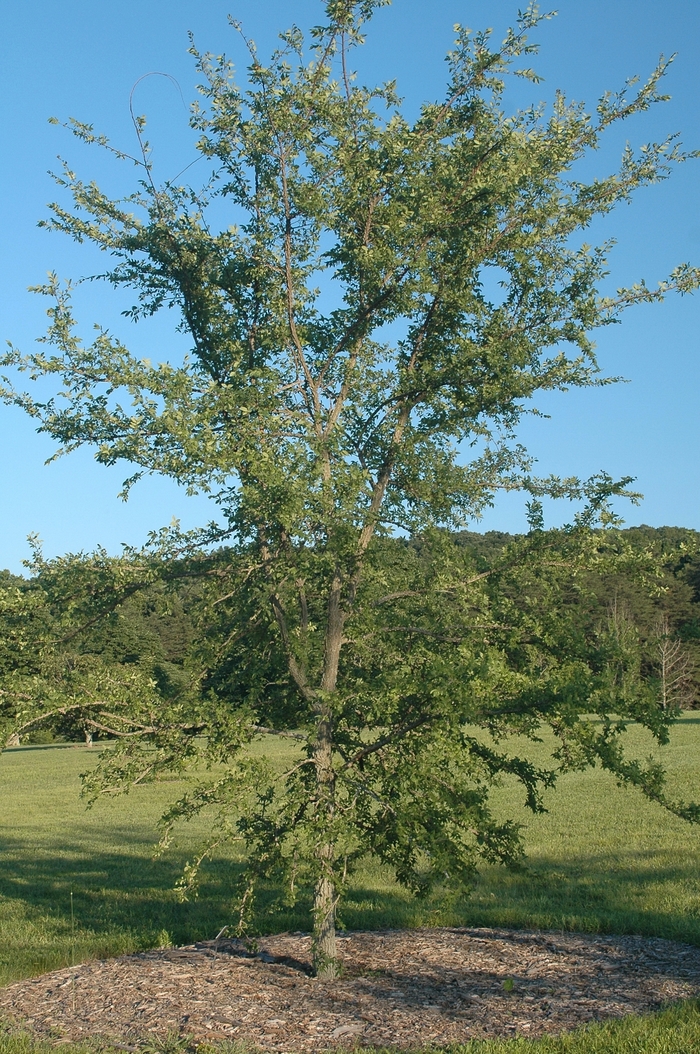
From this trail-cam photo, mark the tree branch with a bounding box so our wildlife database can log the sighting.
[339,713,434,772]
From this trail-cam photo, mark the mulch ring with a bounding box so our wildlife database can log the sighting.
[1,928,700,1050]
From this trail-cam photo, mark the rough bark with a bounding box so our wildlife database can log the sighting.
[312,712,338,979]
[312,575,344,979]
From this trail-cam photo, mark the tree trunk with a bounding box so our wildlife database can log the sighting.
[312,712,338,979]
[310,573,345,979]
[313,843,337,978]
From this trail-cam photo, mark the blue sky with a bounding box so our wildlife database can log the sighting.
[1,0,699,573]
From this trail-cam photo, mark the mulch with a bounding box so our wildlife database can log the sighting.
[1,928,699,1050]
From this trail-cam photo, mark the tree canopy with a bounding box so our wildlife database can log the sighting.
[1,0,699,977]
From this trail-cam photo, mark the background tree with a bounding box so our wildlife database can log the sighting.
[0,544,170,748]
[2,0,699,976]
[650,615,694,711]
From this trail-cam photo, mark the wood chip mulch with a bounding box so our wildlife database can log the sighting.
[1,928,699,1050]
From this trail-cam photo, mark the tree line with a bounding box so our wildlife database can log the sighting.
[2,524,699,754]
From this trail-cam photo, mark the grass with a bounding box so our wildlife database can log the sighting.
[1,718,699,1050]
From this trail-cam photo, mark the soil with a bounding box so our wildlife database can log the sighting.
[1,928,699,1050]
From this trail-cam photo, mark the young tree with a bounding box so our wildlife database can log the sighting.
[652,615,695,711]
[2,1,699,976]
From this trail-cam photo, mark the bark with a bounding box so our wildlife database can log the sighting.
[312,711,338,979]
[313,840,338,978]
[312,573,344,979]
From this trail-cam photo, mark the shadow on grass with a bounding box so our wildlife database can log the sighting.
[0,827,242,948]
[1,825,699,952]
[2,744,86,753]
[460,850,700,948]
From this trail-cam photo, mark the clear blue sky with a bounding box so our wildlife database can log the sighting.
[1,0,699,573]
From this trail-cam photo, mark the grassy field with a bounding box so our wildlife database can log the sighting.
[1,717,699,1051]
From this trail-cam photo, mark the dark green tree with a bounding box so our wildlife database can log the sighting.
[2,1,699,975]
[0,545,172,748]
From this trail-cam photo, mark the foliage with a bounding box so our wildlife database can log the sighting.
[3,524,699,747]
[0,545,197,747]
[1,0,699,974]
[454,525,700,709]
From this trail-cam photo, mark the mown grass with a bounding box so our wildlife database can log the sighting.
[1,719,700,985]
[1,717,699,1051]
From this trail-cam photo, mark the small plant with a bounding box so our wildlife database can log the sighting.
[139,1031,192,1054]
[154,929,173,949]
[195,1044,253,1054]
[502,977,515,993]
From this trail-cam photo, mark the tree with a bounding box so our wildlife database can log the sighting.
[651,615,695,711]
[2,1,699,977]
[0,545,170,749]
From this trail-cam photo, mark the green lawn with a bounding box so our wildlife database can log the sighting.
[1,718,699,1051]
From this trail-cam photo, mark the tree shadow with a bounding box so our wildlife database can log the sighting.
[460,847,700,946]
[1,826,699,954]
[0,826,245,947]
